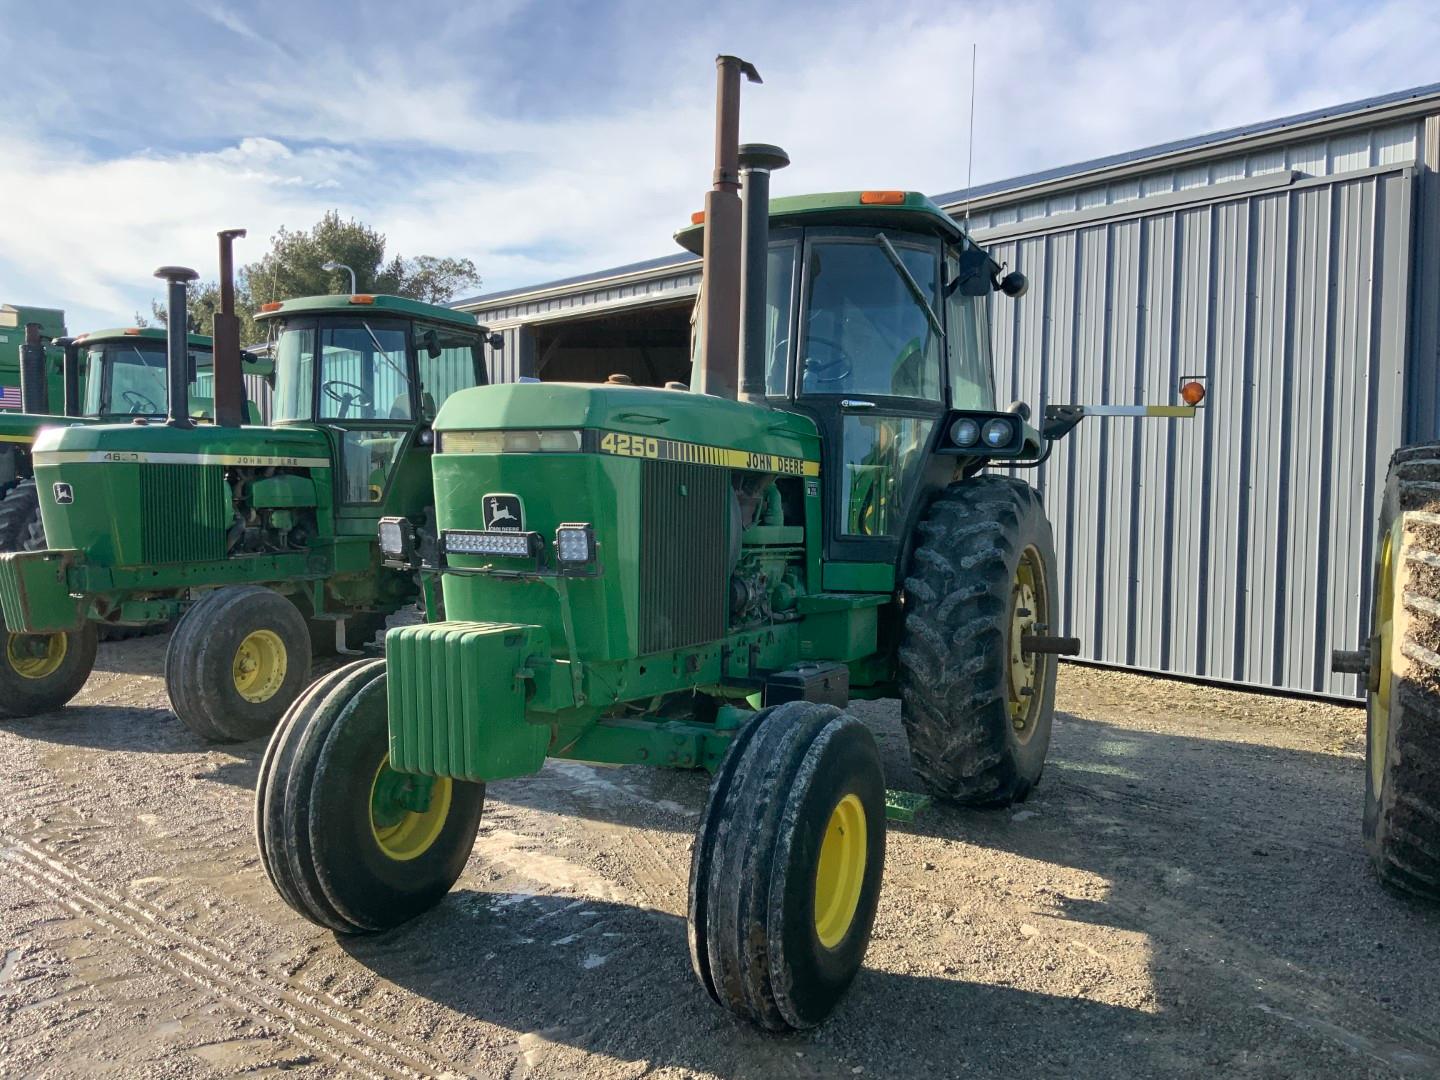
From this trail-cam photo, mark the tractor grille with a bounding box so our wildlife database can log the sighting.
[140,465,229,564]
[638,459,728,654]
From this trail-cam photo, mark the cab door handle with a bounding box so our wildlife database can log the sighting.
[840,399,876,410]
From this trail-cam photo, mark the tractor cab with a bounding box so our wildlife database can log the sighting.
[258,294,491,513]
[676,190,1024,582]
[68,327,253,422]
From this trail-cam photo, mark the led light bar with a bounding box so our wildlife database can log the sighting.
[439,429,583,453]
[443,529,540,558]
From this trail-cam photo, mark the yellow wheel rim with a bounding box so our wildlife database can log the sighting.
[6,632,67,680]
[369,754,452,862]
[232,629,287,703]
[1008,546,1048,740]
[1371,521,1401,793]
[814,793,867,949]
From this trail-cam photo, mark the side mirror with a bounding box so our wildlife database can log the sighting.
[422,329,441,359]
[487,332,504,351]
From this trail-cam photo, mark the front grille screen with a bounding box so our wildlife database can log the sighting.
[638,459,729,654]
[141,465,229,564]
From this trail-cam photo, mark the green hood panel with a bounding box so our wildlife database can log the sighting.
[434,383,820,463]
[32,421,332,464]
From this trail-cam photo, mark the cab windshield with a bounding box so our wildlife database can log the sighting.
[83,341,214,417]
[272,321,413,423]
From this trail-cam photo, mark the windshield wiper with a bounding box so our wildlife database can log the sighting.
[876,233,944,339]
[362,322,412,388]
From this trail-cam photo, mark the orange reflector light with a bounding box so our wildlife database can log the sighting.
[860,190,906,205]
[123,327,143,335]
[1180,380,1207,406]
[690,211,705,225]
[349,294,375,305]
[259,301,283,312]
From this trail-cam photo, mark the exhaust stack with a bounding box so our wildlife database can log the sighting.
[18,322,48,414]
[692,54,761,400]
[213,228,248,427]
[55,337,81,417]
[737,143,789,404]
[154,266,199,429]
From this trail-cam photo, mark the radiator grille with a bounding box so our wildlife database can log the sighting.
[639,459,728,653]
[140,465,229,564]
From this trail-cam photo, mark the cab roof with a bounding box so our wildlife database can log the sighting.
[75,327,213,350]
[254,292,480,330]
[674,190,970,255]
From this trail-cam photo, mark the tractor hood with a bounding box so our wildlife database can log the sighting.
[433,382,820,465]
[32,419,331,466]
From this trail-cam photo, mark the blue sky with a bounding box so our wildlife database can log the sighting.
[2,0,1437,331]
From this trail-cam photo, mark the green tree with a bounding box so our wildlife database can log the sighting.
[156,212,481,344]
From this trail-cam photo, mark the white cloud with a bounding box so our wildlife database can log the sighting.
[3,0,1438,330]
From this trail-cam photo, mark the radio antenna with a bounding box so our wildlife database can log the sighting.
[964,42,977,225]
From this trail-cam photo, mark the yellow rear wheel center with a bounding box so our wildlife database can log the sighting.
[814,793,867,949]
[232,629,287,703]
[1008,547,1048,738]
[6,632,67,680]
[370,755,452,862]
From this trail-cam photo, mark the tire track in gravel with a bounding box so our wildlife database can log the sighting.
[0,837,461,1080]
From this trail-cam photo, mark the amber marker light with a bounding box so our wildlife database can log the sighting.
[259,301,283,312]
[1180,381,1207,406]
[349,295,376,305]
[860,190,906,205]
[690,211,706,225]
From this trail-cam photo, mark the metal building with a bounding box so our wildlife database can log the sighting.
[458,83,1440,698]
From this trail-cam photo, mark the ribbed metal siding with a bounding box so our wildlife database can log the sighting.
[638,460,727,653]
[141,465,229,564]
[987,166,1417,697]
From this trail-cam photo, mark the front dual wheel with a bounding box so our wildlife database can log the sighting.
[166,585,313,742]
[255,658,485,934]
[688,701,887,1031]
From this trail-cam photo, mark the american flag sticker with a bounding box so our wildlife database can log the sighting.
[0,386,22,409]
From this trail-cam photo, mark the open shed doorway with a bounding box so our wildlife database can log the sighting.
[532,300,693,387]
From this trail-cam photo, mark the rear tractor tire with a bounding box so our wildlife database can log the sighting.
[689,701,886,1030]
[166,585,312,742]
[0,479,39,552]
[898,476,1058,806]
[1361,446,1440,901]
[255,658,485,933]
[0,617,98,719]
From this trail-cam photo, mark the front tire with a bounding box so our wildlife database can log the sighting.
[166,585,312,742]
[1362,446,1440,901]
[689,701,886,1031]
[898,476,1059,806]
[255,658,485,933]
[0,480,39,552]
[0,617,98,719]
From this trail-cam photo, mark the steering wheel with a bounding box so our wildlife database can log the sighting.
[122,389,160,414]
[322,379,374,419]
[802,335,852,387]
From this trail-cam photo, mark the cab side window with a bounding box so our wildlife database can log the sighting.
[944,246,995,410]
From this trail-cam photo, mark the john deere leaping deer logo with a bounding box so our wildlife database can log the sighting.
[483,494,524,532]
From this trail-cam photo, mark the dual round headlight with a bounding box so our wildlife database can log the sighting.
[950,416,1016,450]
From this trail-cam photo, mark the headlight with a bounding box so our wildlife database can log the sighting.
[950,417,981,447]
[554,523,596,565]
[982,418,1015,448]
[377,516,413,560]
[440,429,582,453]
[444,530,540,558]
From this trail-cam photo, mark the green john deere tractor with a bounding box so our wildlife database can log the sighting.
[254,57,1205,1030]
[0,232,497,739]
[1334,451,1440,902]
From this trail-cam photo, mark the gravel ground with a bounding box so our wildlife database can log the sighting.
[1,636,1438,1079]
